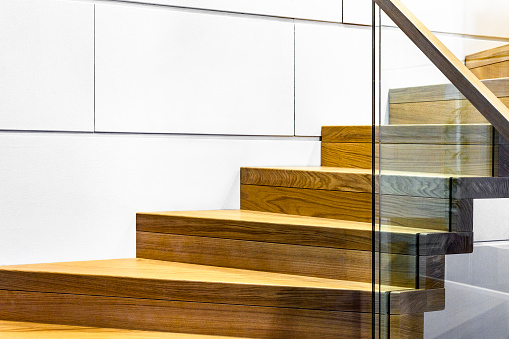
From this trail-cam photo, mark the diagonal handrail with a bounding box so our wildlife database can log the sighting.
[374,0,509,141]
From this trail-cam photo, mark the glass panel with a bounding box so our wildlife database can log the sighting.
[373,1,509,338]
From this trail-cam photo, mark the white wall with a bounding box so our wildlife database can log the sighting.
[343,0,509,39]
[0,0,94,132]
[99,0,342,22]
[95,3,294,136]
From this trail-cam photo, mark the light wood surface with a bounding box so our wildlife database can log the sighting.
[240,183,372,222]
[0,258,377,312]
[470,61,509,81]
[241,166,488,198]
[0,320,237,338]
[466,44,509,70]
[389,79,509,104]
[374,0,509,142]
[0,258,446,315]
[323,124,494,145]
[136,232,421,287]
[0,290,374,338]
[241,183,452,231]
[241,166,372,193]
[321,142,372,169]
[322,142,492,176]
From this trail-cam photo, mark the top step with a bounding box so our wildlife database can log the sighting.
[466,44,509,80]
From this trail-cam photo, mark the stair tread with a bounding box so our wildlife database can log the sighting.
[241,166,481,200]
[0,258,444,314]
[242,166,478,178]
[138,209,445,235]
[137,210,473,256]
[0,320,239,338]
[0,258,406,291]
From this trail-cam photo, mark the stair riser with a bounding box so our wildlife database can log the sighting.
[470,61,509,80]
[136,231,443,289]
[466,44,509,80]
[0,290,373,339]
[241,184,457,231]
[0,270,372,312]
[321,142,492,176]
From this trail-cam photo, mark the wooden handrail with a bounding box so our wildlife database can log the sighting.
[374,0,509,141]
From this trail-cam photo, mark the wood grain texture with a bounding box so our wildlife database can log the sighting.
[321,142,372,168]
[0,259,376,313]
[138,210,377,252]
[390,79,509,104]
[452,177,509,199]
[241,183,372,223]
[390,314,424,339]
[0,290,374,338]
[450,198,474,233]
[469,62,509,81]
[389,288,445,314]
[419,255,445,290]
[241,184,451,231]
[466,44,509,69]
[374,0,509,142]
[241,166,372,193]
[138,210,470,256]
[0,320,236,338]
[323,124,493,144]
[418,232,473,255]
[322,125,373,143]
[389,100,493,125]
[322,142,492,176]
[0,259,444,315]
[137,231,424,288]
[495,144,509,177]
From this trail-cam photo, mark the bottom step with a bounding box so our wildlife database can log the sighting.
[0,259,439,338]
[0,320,241,338]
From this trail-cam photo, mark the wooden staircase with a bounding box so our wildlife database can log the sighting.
[1,44,509,338]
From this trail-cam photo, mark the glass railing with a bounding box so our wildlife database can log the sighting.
[373,1,509,338]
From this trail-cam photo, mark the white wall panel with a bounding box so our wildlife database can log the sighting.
[108,0,342,22]
[295,22,372,136]
[0,0,94,132]
[95,4,294,136]
[0,132,319,265]
[474,199,509,242]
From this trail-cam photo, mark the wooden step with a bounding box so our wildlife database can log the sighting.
[387,78,509,125]
[0,320,240,338]
[0,259,443,338]
[137,210,449,289]
[240,166,509,232]
[321,124,498,176]
[137,210,471,256]
[466,44,509,80]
